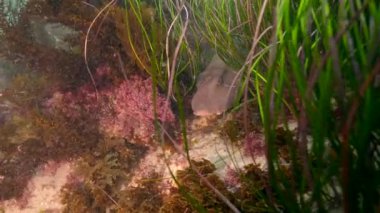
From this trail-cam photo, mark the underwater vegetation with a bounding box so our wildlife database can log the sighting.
[159,159,275,213]
[160,159,234,212]
[0,0,380,212]
[44,65,175,143]
[61,137,149,212]
[112,5,161,73]
[1,2,179,212]
[0,70,102,201]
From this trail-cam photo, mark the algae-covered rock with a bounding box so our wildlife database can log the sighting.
[29,16,80,53]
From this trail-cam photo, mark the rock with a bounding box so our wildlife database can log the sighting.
[191,55,241,116]
[29,16,80,53]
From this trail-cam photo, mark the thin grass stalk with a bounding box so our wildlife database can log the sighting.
[84,0,117,100]
[165,3,189,99]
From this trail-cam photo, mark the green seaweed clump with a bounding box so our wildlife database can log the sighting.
[61,180,93,213]
[220,119,245,144]
[234,164,273,213]
[61,138,149,212]
[117,172,164,212]
[274,127,296,163]
[160,159,233,213]
[4,72,53,107]
[274,127,310,194]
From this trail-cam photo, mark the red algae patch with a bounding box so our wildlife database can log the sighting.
[44,66,175,144]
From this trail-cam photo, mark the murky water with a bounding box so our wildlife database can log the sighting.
[0,1,266,212]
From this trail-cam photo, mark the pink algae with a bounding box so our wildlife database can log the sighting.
[44,65,175,142]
